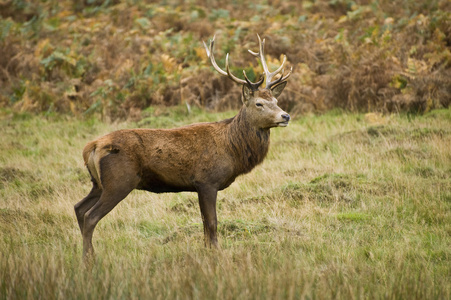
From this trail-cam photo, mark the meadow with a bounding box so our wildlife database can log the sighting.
[1,107,450,299]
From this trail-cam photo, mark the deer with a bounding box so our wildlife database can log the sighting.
[74,34,292,261]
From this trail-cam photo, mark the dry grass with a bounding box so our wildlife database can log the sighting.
[1,107,450,299]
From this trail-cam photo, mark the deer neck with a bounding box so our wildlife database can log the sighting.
[226,107,270,175]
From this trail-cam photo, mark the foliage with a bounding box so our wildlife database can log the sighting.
[0,107,450,298]
[0,0,450,119]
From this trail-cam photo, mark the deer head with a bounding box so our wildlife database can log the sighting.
[203,34,292,128]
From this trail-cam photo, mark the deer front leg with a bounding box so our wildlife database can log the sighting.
[197,186,218,248]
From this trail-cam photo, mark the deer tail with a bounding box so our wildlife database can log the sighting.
[83,141,103,189]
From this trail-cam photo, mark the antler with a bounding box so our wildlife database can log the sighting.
[248,34,292,89]
[203,35,264,91]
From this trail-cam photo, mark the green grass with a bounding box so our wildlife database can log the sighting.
[1,107,450,299]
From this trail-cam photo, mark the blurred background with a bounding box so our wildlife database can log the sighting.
[0,0,450,120]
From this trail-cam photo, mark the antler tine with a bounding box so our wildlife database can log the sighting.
[266,66,293,89]
[203,35,247,86]
[248,34,290,88]
[225,54,248,86]
[281,66,293,81]
[243,71,265,91]
[248,34,270,75]
[203,35,227,77]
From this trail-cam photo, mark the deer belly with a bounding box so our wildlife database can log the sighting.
[137,169,196,193]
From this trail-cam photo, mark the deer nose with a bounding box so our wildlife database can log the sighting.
[282,114,291,122]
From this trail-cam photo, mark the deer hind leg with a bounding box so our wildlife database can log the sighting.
[81,154,141,260]
[81,179,139,260]
[197,186,218,248]
[74,182,102,234]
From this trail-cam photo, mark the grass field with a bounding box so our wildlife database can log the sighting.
[0,107,450,299]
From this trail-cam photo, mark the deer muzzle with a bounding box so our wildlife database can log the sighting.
[277,113,291,127]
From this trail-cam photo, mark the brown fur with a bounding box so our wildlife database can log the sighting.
[82,111,269,194]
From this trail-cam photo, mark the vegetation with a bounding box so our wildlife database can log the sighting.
[1,108,450,298]
[0,0,450,119]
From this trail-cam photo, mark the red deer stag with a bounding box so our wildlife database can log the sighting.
[75,34,292,260]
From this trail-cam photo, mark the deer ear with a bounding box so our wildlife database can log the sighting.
[270,81,287,98]
[242,84,252,105]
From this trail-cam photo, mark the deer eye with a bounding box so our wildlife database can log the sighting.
[256,103,263,107]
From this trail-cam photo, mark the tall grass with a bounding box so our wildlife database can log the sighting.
[1,107,450,299]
